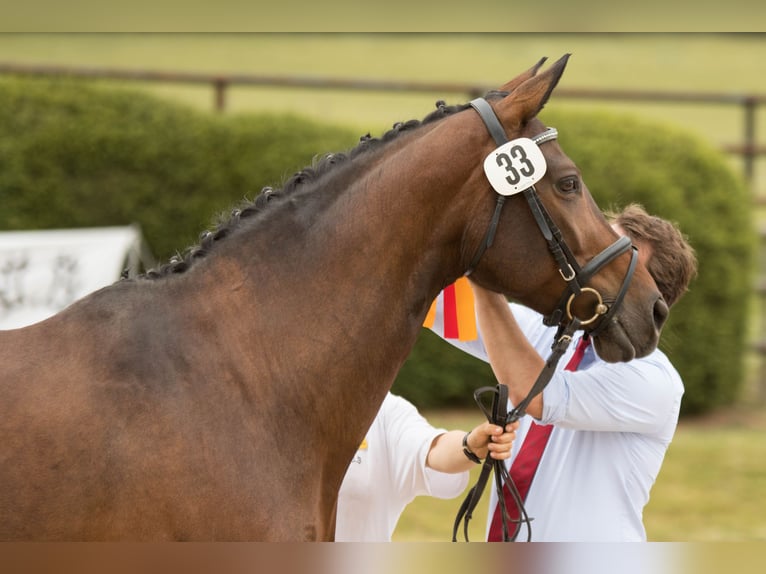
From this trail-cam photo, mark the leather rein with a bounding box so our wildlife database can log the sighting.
[451,98,638,542]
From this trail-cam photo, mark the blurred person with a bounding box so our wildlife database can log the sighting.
[334,392,517,542]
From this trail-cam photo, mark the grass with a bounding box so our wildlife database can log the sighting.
[644,408,766,541]
[392,406,766,542]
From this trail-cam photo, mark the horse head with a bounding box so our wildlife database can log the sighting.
[461,55,666,362]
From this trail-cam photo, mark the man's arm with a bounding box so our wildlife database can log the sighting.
[470,281,547,420]
[426,421,517,473]
[427,281,680,432]
[470,282,681,432]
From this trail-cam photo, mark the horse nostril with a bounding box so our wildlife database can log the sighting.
[653,297,669,330]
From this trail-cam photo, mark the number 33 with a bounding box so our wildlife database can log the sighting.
[496,145,535,185]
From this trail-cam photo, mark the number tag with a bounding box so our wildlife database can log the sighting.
[483,138,547,196]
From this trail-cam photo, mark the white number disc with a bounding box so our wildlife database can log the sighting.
[483,137,548,196]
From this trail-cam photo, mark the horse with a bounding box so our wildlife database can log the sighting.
[0,55,667,541]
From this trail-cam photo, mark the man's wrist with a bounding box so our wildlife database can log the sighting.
[461,431,482,464]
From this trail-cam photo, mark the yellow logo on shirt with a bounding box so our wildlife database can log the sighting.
[358,437,368,450]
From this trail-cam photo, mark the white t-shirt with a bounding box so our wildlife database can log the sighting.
[431,302,683,541]
[334,393,469,542]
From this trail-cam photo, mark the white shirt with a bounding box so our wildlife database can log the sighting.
[432,302,683,541]
[334,393,469,542]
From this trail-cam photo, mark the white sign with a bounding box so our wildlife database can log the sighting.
[483,137,548,196]
[0,226,150,330]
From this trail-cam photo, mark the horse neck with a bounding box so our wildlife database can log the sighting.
[340,118,488,289]
[194,115,488,485]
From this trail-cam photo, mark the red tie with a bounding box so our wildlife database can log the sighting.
[487,334,591,541]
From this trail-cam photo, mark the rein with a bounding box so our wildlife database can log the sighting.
[451,320,581,543]
[451,98,639,542]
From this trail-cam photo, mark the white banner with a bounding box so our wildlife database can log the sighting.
[0,225,150,330]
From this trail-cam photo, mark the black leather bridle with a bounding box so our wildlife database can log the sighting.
[451,98,639,542]
[464,97,638,337]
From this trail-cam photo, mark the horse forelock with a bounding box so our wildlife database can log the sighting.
[134,99,473,281]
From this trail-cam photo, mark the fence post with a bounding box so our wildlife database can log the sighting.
[213,78,227,113]
[744,96,757,183]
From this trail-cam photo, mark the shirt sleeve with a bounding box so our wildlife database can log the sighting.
[540,352,684,434]
[381,394,468,499]
[515,306,684,434]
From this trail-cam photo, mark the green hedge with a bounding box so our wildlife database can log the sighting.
[0,78,755,415]
[394,108,756,416]
[0,77,359,260]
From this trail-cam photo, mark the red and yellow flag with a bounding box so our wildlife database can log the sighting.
[423,276,477,341]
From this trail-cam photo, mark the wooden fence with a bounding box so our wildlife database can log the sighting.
[2,62,765,182]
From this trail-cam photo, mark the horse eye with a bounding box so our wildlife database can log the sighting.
[557,177,580,194]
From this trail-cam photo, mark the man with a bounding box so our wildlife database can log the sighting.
[431,203,697,541]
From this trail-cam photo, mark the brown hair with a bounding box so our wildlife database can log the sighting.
[606,203,698,308]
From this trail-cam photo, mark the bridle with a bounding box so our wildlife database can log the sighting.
[451,98,639,542]
[464,97,638,337]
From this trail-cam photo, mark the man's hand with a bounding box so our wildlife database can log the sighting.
[465,420,519,461]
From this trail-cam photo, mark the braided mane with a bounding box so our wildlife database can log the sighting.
[137,99,475,280]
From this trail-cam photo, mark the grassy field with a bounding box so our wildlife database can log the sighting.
[2,33,766,542]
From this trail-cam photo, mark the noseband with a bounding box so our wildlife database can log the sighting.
[451,98,639,542]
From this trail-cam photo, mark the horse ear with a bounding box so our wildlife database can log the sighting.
[496,53,571,128]
[496,56,548,93]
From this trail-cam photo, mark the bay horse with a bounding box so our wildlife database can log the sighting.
[0,55,667,541]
